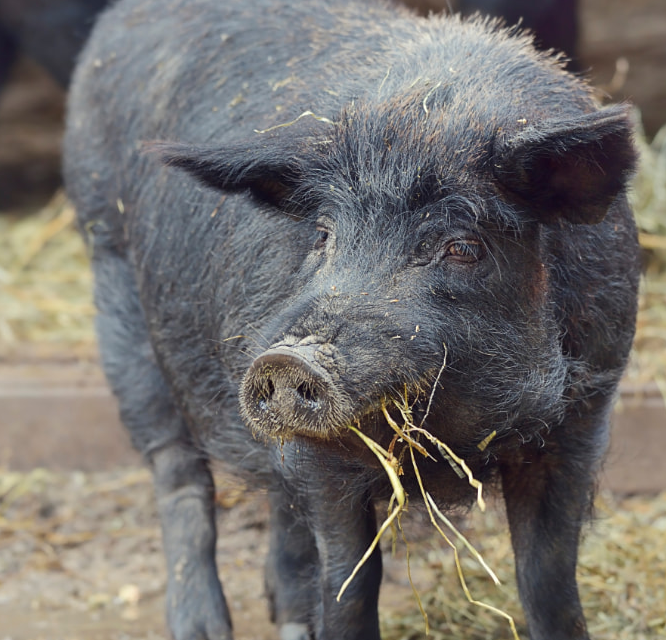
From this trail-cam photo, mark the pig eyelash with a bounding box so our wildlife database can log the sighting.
[315,228,329,247]
[441,239,486,264]
[314,223,331,250]
[408,234,484,267]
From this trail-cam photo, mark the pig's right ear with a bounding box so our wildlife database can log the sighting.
[145,141,304,212]
[493,105,637,224]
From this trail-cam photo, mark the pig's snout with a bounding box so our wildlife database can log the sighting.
[240,345,349,440]
[248,349,327,415]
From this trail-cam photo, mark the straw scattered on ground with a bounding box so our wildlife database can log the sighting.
[0,191,94,353]
[380,488,666,640]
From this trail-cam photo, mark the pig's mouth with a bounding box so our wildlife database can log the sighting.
[239,340,432,445]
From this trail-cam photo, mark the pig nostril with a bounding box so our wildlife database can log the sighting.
[296,382,319,409]
[257,377,275,411]
[241,347,341,435]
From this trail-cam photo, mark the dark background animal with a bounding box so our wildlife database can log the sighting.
[0,0,110,207]
[63,1,639,639]
[0,0,110,88]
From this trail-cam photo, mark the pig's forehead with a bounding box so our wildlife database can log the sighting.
[317,91,506,186]
[306,149,518,232]
[302,96,501,214]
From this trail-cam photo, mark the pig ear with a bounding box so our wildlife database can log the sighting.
[493,105,637,224]
[145,140,303,211]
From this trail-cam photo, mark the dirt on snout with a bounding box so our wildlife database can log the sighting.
[1,467,665,640]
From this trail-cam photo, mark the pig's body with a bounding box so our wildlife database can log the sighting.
[64,1,640,639]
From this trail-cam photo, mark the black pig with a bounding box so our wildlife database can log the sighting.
[64,0,639,639]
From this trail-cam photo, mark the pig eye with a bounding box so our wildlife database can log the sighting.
[443,239,485,263]
[314,224,330,250]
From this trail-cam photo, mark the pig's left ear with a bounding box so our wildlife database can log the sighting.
[145,140,305,212]
[493,105,637,224]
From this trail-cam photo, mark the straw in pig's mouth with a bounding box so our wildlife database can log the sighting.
[339,393,521,640]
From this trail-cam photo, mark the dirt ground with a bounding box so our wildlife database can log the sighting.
[0,468,428,640]
[1,467,665,640]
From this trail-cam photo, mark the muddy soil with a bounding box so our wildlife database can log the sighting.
[0,468,282,640]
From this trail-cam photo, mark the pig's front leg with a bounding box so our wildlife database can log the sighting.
[265,488,319,640]
[152,442,233,640]
[312,493,382,640]
[278,445,383,640]
[499,410,610,640]
[93,253,233,640]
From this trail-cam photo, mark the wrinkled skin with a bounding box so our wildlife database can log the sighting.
[64,1,640,639]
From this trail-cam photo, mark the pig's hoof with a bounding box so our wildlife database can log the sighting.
[168,612,233,640]
[166,574,233,640]
[279,622,311,640]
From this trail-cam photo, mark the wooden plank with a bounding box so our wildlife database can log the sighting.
[0,361,140,471]
[1,361,664,493]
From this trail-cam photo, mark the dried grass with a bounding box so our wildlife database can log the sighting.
[341,387,521,640]
[379,489,666,640]
[628,113,666,385]
[0,191,94,354]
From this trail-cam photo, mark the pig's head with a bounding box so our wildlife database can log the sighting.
[151,98,636,459]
